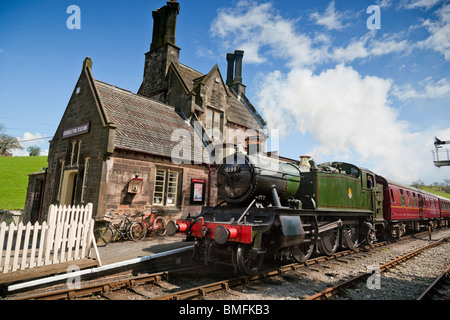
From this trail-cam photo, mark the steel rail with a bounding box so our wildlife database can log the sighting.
[416,265,450,300]
[153,239,403,300]
[304,235,450,300]
[6,244,194,293]
[10,267,199,300]
[5,230,434,300]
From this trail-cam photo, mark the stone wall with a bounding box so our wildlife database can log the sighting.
[98,150,218,221]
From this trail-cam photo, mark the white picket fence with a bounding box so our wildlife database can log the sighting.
[0,203,101,274]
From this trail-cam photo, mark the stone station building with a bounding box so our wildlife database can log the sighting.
[24,0,265,223]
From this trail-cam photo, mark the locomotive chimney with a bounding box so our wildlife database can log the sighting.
[300,156,311,168]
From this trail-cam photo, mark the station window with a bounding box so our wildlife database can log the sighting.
[153,168,180,206]
[67,139,82,167]
[205,108,223,139]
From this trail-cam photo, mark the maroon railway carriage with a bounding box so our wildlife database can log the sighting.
[375,178,447,238]
[386,180,421,221]
[438,196,450,220]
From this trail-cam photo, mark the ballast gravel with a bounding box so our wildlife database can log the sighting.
[206,228,450,300]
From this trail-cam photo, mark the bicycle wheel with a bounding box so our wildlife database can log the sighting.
[129,221,147,241]
[94,225,114,246]
[153,216,167,236]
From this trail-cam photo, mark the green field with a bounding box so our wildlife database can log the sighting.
[0,156,48,210]
[415,185,450,200]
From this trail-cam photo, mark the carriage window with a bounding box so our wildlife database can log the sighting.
[405,191,412,207]
[390,189,395,203]
[399,189,405,206]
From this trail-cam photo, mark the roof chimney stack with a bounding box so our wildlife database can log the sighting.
[150,0,180,51]
[226,50,246,96]
[138,0,180,99]
[226,53,235,85]
[233,50,244,84]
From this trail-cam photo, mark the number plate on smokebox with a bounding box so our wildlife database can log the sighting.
[224,166,241,173]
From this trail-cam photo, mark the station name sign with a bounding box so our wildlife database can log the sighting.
[62,122,90,139]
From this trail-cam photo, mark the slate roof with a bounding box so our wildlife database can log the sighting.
[226,92,264,129]
[95,80,200,161]
[177,63,203,91]
[176,63,265,130]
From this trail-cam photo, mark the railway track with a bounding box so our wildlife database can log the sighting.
[157,231,450,301]
[304,235,450,300]
[417,265,450,300]
[5,229,449,300]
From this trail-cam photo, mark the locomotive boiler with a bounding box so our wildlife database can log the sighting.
[167,151,378,275]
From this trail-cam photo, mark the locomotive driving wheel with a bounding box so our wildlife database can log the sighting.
[341,224,359,250]
[236,244,264,275]
[317,226,340,256]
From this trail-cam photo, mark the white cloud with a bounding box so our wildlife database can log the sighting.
[211,1,413,68]
[402,0,443,10]
[255,65,450,184]
[331,32,411,62]
[211,1,450,184]
[393,77,450,100]
[376,0,395,8]
[309,1,350,30]
[256,65,407,178]
[211,0,327,67]
[416,3,450,60]
[12,132,50,157]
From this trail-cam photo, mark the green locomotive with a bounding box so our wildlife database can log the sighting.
[167,151,381,275]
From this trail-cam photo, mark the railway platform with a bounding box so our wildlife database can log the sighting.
[1,234,194,295]
[96,233,192,265]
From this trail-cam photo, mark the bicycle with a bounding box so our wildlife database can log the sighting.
[94,212,136,246]
[129,211,167,241]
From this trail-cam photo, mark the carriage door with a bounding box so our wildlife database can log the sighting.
[418,194,423,219]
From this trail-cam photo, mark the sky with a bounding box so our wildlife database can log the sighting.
[0,0,449,185]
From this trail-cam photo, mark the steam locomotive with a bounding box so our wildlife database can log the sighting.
[167,151,450,275]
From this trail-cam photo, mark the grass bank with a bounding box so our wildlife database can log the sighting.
[0,156,47,210]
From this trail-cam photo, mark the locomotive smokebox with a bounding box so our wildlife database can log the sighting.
[217,152,301,206]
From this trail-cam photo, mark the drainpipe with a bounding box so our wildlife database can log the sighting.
[207,165,212,206]
[36,168,47,223]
